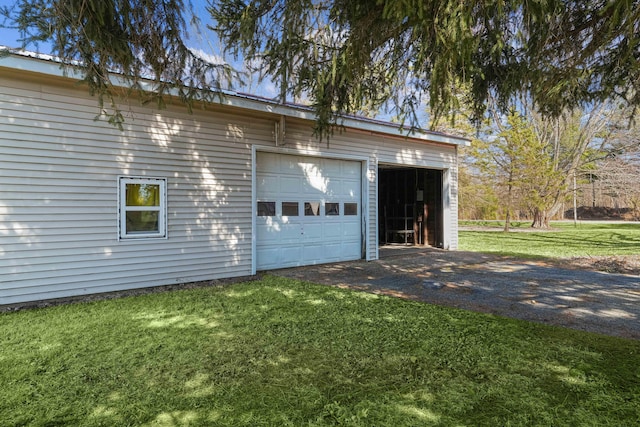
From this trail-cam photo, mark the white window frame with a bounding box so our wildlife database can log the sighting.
[118,176,167,240]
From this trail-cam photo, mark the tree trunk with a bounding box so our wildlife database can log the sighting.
[504,208,511,232]
[531,208,551,228]
[504,180,513,232]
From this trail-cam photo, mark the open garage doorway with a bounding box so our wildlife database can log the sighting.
[379,165,444,248]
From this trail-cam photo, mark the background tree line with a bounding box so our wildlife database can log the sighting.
[453,99,640,228]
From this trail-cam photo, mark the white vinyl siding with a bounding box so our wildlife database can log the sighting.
[0,73,261,304]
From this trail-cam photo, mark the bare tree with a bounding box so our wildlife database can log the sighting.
[525,106,614,227]
[594,144,640,219]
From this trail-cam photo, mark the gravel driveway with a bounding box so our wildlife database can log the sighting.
[273,247,640,340]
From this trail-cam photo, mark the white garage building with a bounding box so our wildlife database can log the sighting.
[0,51,468,305]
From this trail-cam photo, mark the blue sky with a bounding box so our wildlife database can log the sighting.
[0,0,25,49]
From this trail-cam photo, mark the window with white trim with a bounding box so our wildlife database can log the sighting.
[118,177,167,239]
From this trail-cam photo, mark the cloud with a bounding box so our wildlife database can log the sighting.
[188,47,227,66]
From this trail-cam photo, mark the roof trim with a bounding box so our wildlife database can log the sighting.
[0,49,470,146]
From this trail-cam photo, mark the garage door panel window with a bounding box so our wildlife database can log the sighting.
[282,202,299,216]
[344,203,358,216]
[119,177,167,239]
[325,202,340,216]
[305,202,320,216]
[258,201,276,217]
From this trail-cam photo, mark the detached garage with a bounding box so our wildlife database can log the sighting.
[0,51,468,305]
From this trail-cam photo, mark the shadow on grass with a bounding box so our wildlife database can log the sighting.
[554,222,640,231]
[2,278,639,426]
[461,221,640,231]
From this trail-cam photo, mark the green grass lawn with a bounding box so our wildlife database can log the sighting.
[459,221,640,258]
[2,276,639,426]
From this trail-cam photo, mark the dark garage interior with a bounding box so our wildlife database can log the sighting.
[378,166,443,247]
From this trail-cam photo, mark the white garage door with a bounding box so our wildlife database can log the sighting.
[256,152,362,270]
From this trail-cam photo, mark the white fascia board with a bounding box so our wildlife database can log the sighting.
[220,95,470,146]
[0,49,84,79]
[0,50,470,146]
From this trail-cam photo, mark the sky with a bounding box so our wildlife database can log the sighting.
[0,0,24,49]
